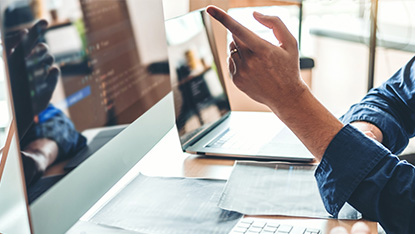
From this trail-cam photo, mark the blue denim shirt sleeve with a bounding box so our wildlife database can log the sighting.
[21,105,86,160]
[340,56,415,155]
[316,56,415,233]
[315,124,415,234]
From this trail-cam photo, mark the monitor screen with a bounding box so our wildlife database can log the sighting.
[2,0,174,233]
[165,10,231,147]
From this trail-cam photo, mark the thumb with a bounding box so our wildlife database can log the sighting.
[253,12,297,51]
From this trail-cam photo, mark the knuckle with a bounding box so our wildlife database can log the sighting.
[233,76,243,87]
[292,39,299,49]
[45,54,55,64]
[38,42,49,50]
[271,16,282,24]
[275,16,282,22]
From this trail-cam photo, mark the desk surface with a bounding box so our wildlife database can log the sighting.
[61,126,380,233]
[131,127,378,234]
[53,125,378,233]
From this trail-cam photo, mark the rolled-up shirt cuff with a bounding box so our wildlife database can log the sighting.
[340,103,408,154]
[315,124,390,217]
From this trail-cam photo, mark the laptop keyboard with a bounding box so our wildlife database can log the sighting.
[229,218,321,234]
[206,128,265,151]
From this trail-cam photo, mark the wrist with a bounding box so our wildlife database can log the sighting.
[266,85,344,160]
[350,121,383,143]
[265,78,309,113]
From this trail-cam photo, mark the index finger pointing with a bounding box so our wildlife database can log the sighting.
[206,6,266,51]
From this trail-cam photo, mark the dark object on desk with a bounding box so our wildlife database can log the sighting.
[148,61,170,74]
[300,57,315,70]
[64,127,126,170]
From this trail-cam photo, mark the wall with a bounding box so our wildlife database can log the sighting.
[163,0,189,20]
[311,35,414,115]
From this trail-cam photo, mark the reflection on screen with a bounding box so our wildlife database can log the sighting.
[4,0,170,203]
[165,11,230,146]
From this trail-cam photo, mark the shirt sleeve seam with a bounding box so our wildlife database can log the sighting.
[317,124,392,216]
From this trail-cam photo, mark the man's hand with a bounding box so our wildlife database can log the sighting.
[6,20,59,115]
[206,6,344,159]
[207,6,306,109]
[5,20,60,138]
[330,222,370,234]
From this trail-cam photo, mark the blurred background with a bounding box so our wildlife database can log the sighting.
[1,0,414,150]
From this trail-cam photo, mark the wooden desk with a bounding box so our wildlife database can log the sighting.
[131,127,378,234]
[62,126,379,233]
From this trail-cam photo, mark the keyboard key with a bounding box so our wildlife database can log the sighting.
[230,218,321,234]
[241,219,254,225]
[263,226,278,232]
[260,230,275,234]
[234,226,249,232]
[252,221,266,228]
[249,227,263,233]
[266,223,280,228]
[304,228,321,234]
[230,230,246,234]
[247,230,261,234]
[237,222,252,229]
[276,225,293,233]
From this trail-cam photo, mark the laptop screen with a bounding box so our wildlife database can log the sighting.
[165,10,231,147]
[3,0,170,203]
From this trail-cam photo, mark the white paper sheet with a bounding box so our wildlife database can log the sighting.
[90,174,242,234]
[218,161,361,220]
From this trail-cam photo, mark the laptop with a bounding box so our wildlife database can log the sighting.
[165,10,314,162]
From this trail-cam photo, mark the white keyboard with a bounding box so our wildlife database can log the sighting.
[229,218,322,234]
[206,129,265,151]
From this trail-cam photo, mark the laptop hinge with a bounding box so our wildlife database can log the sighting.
[183,112,231,149]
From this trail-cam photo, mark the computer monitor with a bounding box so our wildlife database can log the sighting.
[0,120,32,233]
[1,0,174,233]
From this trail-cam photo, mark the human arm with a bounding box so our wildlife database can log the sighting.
[350,121,383,143]
[20,105,87,161]
[318,124,415,233]
[206,6,415,233]
[20,105,86,186]
[341,57,415,154]
[5,20,59,139]
[21,138,58,186]
[206,7,343,160]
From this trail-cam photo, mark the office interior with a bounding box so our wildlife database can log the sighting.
[0,0,414,233]
[1,0,415,143]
